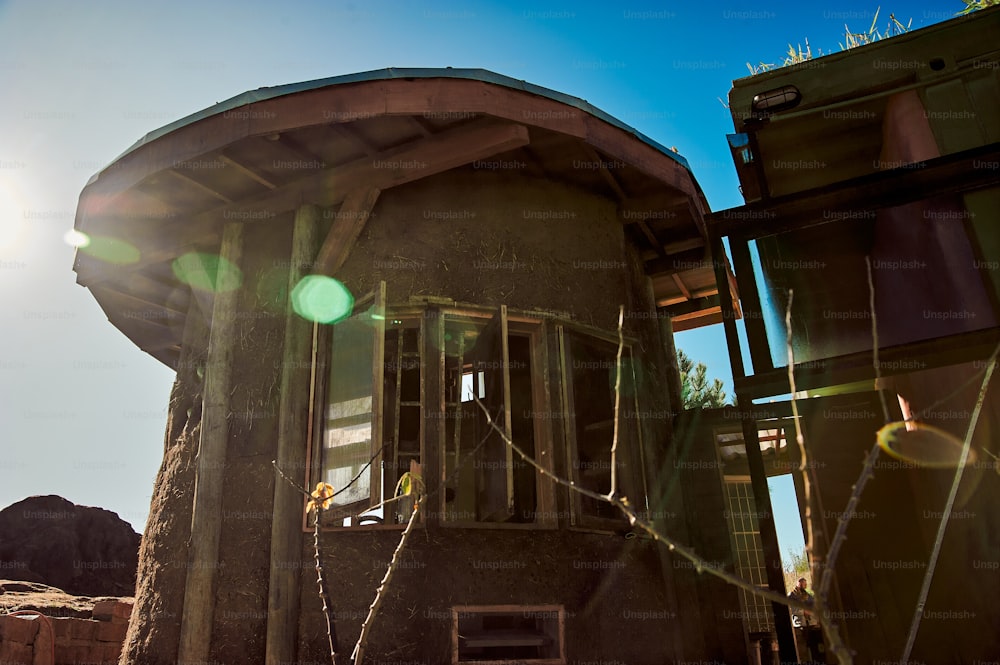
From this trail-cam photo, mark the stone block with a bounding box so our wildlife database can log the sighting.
[0,638,34,664]
[48,617,97,641]
[31,621,53,665]
[100,641,123,663]
[94,620,127,643]
[91,600,133,624]
[0,614,40,644]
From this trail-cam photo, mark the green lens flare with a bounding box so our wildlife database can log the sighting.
[876,421,976,468]
[172,252,243,293]
[291,275,354,324]
[77,234,140,264]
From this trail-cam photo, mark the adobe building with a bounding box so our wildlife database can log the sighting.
[72,69,740,664]
[72,8,1000,665]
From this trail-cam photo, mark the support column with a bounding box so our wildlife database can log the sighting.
[265,204,321,664]
[711,233,797,662]
[177,222,243,665]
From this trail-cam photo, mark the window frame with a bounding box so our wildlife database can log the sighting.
[451,604,566,665]
[305,282,405,531]
[304,298,649,533]
[558,321,647,532]
[436,305,557,529]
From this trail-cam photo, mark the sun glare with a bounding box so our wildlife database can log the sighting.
[0,177,27,252]
[64,229,91,248]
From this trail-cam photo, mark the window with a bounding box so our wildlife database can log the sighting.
[441,307,542,523]
[453,605,565,664]
[561,327,645,527]
[321,285,386,519]
[318,283,422,527]
[724,477,773,636]
[312,299,648,529]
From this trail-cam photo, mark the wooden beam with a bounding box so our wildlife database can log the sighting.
[710,141,1000,239]
[644,246,710,276]
[637,220,666,258]
[735,324,1000,400]
[265,204,320,665]
[263,121,530,210]
[659,294,719,314]
[582,145,627,201]
[407,115,434,138]
[167,169,233,204]
[76,121,531,286]
[326,123,378,157]
[662,237,705,254]
[91,284,188,321]
[670,273,691,300]
[314,186,381,275]
[177,222,243,665]
[218,153,278,190]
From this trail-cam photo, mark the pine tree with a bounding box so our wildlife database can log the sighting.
[677,349,733,409]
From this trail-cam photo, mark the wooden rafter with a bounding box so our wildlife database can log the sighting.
[167,169,233,204]
[314,186,381,275]
[671,273,691,300]
[76,121,531,286]
[218,153,278,190]
[637,220,666,258]
[326,123,378,157]
[582,145,627,201]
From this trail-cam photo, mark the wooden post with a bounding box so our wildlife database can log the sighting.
[177,222,243,665]
[265,204,321,665]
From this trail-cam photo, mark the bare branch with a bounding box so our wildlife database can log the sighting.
[351,496,424,665]
[820,257,885,603]
[470,394,817,619]
[313,510,338,665]
[785,290,816,573]
[900,345,999,662]
[785,292,853,664]
[609,305,624,499]
[271,459,313,501]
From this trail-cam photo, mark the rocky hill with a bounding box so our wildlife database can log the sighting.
[0,495,140,597]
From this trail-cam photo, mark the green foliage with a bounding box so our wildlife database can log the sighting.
[746,6,912,75]
[957,0,1000,15]
[785,545,811,576]
[677,349,734,409]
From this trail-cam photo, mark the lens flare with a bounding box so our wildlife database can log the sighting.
[64,230,91,248]
[172,252,242,293]
[77,234,141,264]
[0,178,27,251]
[291,275,354,324]
[876,421,976,468]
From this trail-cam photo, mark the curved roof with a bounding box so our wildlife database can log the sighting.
[107,67,691,174]
[73,68,726,367]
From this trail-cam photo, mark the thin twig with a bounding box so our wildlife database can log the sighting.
[313,509,338,665]
[272,460,314,501]
[866,258,891,424]
[333,443,389,499]
[357,492,412,519]
[785,290,816,575]
[821,258,887,607]
[471,396,817,618]
[784,293,852,665]
[609,305,624,499]
[351,495,424,665]
[900,345,999,663]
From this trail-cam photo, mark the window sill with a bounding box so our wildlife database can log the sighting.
[439,521,558,531]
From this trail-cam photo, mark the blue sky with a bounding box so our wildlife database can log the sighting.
[0,0,967,568]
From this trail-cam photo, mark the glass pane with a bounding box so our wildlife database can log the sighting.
[324,312,376,508]
[755,192,998,368]
[565,333,638,520]
[442,314,518,522]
